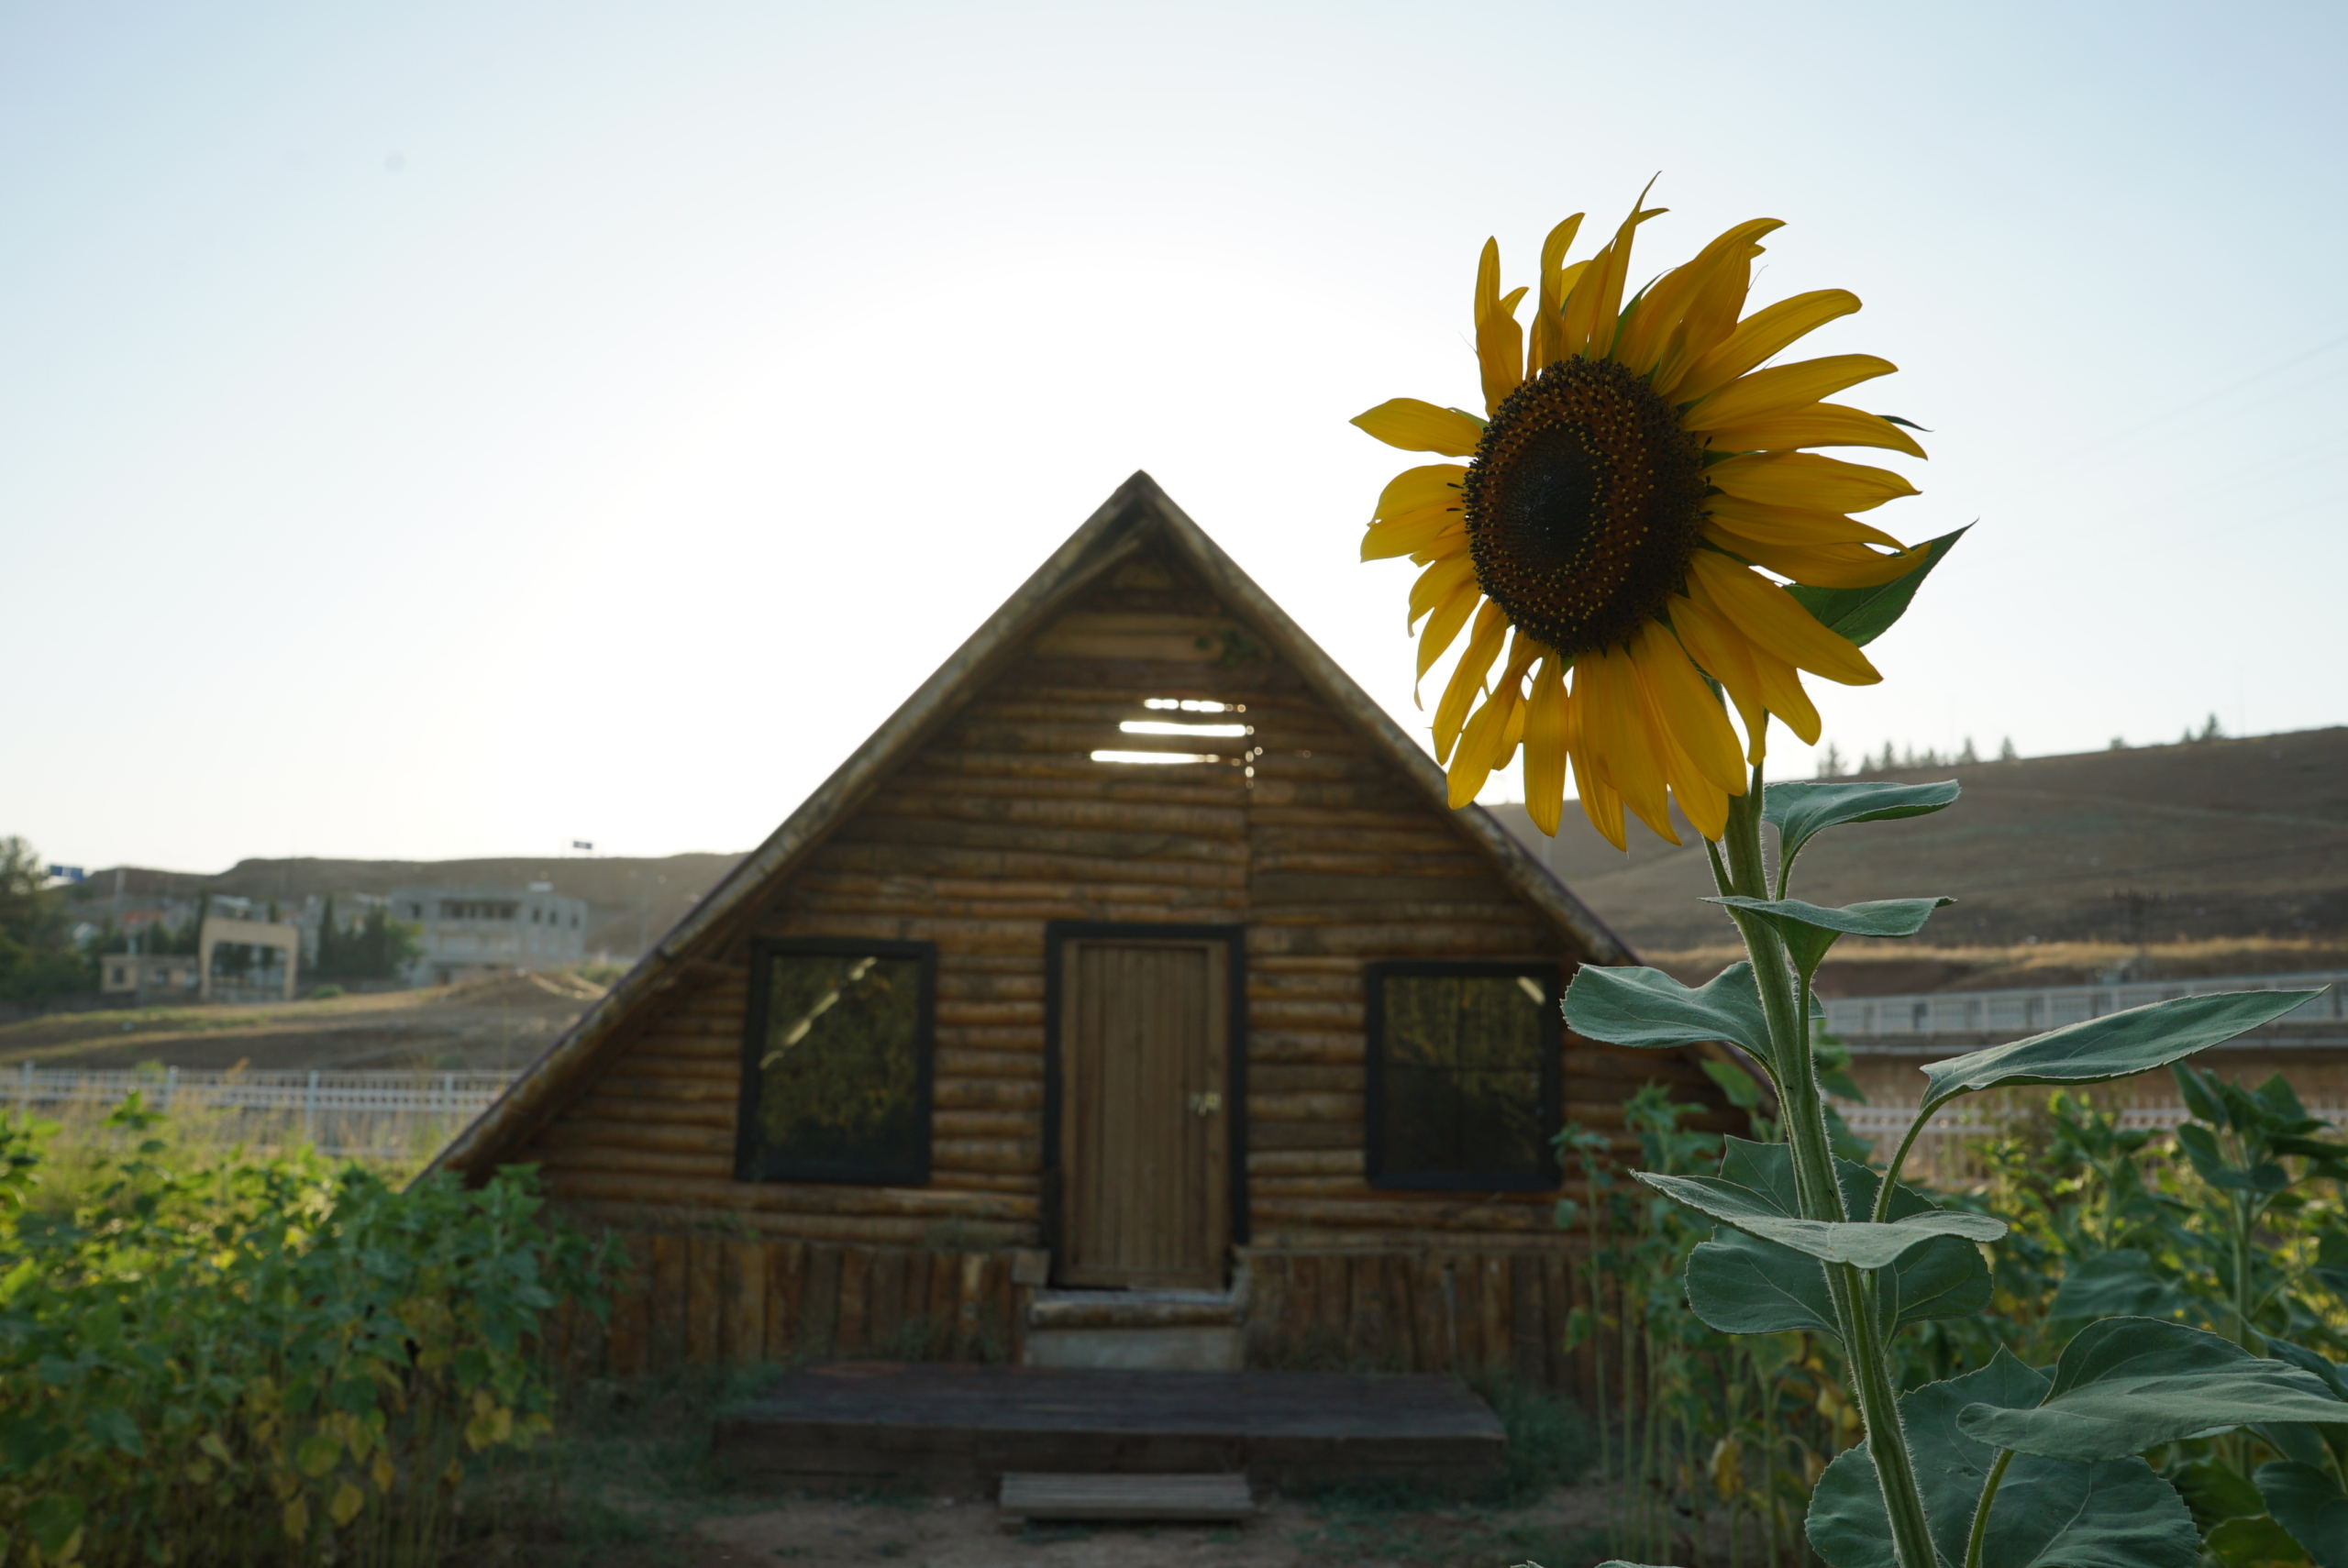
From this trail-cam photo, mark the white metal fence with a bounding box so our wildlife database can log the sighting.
[4,1065,513,1161]
[1823,969,2348,1043]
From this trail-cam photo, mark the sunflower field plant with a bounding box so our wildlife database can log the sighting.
[1355,193,2342,1568]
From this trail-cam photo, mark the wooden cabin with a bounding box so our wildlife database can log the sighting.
[435,473,1734,1389]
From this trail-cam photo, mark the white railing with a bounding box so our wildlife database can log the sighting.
[1822,970,2348,1042]
[1837,1101,2348,1140]
[4,1065,514,1160]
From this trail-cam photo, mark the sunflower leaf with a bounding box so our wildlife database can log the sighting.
[1763,778,1962,889]
[1806,1350,2200,1568]
[1708,895,1952,978]
[1634,1167,2004,1267]
[1918,990,2325,1110]
[1786,525,1966,647]
[1563,961,1774,1058]
[2256,1461,2348,1567]
[1957,1318,2348,1463]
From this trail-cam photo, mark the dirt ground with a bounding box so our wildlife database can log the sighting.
[511,1486,1614,1568]
[0,971,603,1073]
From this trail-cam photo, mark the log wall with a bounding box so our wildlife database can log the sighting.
[518,546,1733,1341]
[552,1232,1611,1395]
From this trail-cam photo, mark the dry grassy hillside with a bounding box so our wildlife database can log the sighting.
[1490,726,2348,988]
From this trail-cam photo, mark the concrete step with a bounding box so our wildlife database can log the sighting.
[999,1471,1257,1522]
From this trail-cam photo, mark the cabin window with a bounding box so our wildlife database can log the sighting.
[736,939,936,1186]
[1364,961,1562,1190]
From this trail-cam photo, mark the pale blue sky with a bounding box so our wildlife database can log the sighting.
[6,2,2343,871]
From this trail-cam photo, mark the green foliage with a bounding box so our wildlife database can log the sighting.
[0,1099,611,1566]
[0,838,95,1002]
[312,899,423,982]
[1562,755,2348,1568]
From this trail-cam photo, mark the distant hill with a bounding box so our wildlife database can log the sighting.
[63,852,744,962]
[1492,726,2348,961]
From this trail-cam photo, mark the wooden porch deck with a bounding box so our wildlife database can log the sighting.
[712,1362,1507,1495]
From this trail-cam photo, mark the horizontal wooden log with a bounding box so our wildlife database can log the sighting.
[1250,876,1512,907]
[1248,1149,1365,1176]
[1247,955,1374,975]
[1246,1228,1574,1253]
[936,972,1047,999]
[1245,999,1363,1028]
[541,1120,735,1157]
[1250,1196,1558,1231]
[1249,901,1538,927]
[1248,850,1492,879]
[1246,1031,1363,1066]
[933,1109,1030,1140]
[778,891,1241,923]
[573,1095,736,1128]
[598,1060,740,1089]
[1247,1091,1364,1122]
[935,1024,1047,1051]
[1007,656,1305,694]
[826,817,1246,867]
[795,871,1240,908]
[1246,1120,1363,1151]
[928,1170,1040,1196]
[815,839,1246,891]
[931,1138,1038,1174]
[1251,1174,1379,1198]
[934,999,1044,1027]
[561,1199,1031,1249]
[898,751,1252,801]
[1247,1065,1357,1096]
[932,1077,1042,1110]
[935,1048,1043,1080]
[1246,924,1554,957]
[756,914,1044,952]
[1248,826,1464,856]
[547,1169,1036,1220]
[859,790,1248,839]
[541,1146,732,1181]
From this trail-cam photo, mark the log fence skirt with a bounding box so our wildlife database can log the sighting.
[443,476,1736,1407]
[548,1234,1611,1395]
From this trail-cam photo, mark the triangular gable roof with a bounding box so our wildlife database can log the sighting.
[435,472,1636,1179]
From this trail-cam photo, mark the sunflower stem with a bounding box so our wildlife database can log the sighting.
[1718,768,1937,1568]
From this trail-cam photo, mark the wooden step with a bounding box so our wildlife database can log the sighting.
[999,1471,1257,1522]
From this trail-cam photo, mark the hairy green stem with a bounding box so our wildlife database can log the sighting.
[1964,1448,2015,1568]
[1720,771,1938,1568]
[1872,1098,1948,1224]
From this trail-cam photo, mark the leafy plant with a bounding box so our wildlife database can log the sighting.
[0,1097,610,1566]
[1562,684,2338,1562]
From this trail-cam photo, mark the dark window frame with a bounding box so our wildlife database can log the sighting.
[734,936,937,1187]
[1363,958,1564,1192]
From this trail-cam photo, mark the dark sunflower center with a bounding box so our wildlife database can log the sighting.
[1462,356,1708,657]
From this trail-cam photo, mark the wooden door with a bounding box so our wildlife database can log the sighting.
[1058,939,1230,1289]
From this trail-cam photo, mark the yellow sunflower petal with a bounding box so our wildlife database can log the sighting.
[1617,219,1783,378]
[1626,640,1733,837]
[1673,289,1862,405]
[1576,646,1678,845]
[1567,183,1667,361]
[1408,551,1477,628]
[1667,593,1771,764]
[1706,450,1921,514]
[1688,550,1880,686]
[1630,623,1748,796]
[1682,355,1899,431]
[1445,633,1540,806]
[1433,600,1510,763]
[1407,521,1468,565]
[1374,463,1468,519]
[1707,528,1922,589]
[1476,248,1529,416]
[1650,229,1775,395]
[1415,579,1483,687]
[1575,759,1629,852]
[1363,505,1465,561]
[1654,723,1731,843]
[1522,653,1572,835]
[1352,399,1485,457]
[1749,643,1823,745]
[1528,215,1586,370]
[1702,493,1909,552]
[1698,403,1928,460]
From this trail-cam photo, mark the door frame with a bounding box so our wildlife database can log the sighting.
[1041,921,1251,1279]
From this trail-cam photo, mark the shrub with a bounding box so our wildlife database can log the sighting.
[0,1098,610,1566]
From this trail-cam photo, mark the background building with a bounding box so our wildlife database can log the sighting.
[387,885,591,987]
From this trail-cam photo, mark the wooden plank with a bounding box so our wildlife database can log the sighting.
[606,1233,651,1379]
[768,1239,805,1364]
[1412,1256,1453,1375]
[724,1239,768,1366]
[1383,1255,1420,1374]
[649,1233,688,1371]
[868,1246,906,1359]
[998,1473,1256,1521]
[1348,1255,1387,1366]
[1541,1253,1570,1394]
[1510,1254,1544,1387]
[687,1234,725,1367]
[926,1250,960,1360]
[801,1243,842,1360]
[836,1245,873,1356]
[954,1251,987,1360]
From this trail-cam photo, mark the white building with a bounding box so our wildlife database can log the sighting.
[387,884,591,987]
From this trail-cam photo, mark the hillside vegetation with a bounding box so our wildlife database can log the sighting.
[1492,726,2348,985]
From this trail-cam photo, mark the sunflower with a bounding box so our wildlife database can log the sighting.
[1353,192,1927,850]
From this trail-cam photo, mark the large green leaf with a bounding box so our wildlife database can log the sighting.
[1708,895,1952,977]
[1763,778,1963,889]
[2256,1462,2348,1568]
[1786,525,1966,648]
[1916,990,2324,1109]
[1805,1350,2198,1568]
[2047,1248,2198,1325]
[1637,1167,2003,1269]
[1958,1318,2348,1463]
[1682,1139,1989,1335]
[2205,1514,2317,1567]
[1564,960,1774,1058]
